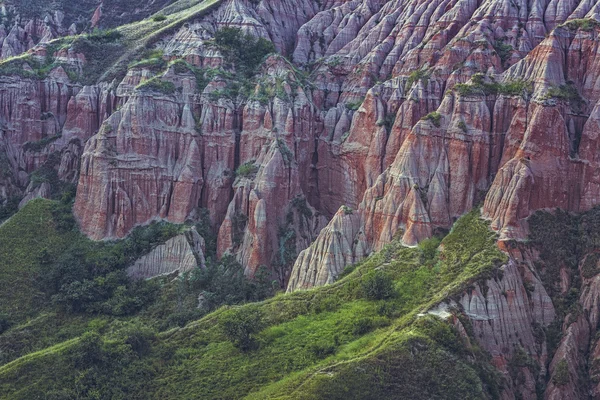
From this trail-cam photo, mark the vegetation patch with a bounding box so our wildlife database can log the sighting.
[406,68,430,89]
[560,18,600,32]
[0,206,507,398]
[136,77,176,94]
[421,111,442,127]
[214,27,275,78]
[345,97,364,111]
[454,73,532,98]
[236,161,259,178]
[493,39,513,65]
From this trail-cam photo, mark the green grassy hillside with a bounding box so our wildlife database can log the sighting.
[0,200,78,322]
[0,204,507,399]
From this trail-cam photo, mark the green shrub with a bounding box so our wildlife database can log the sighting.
[406,68,430,89]
[236,162,258,178]
[110,320,156,356]
[561,18,600,32]
[87,29,122,43]
[352,317,375,335]
[553,359,570,386]
[308,342,336,359]
[170,59,210,91]
[458,120,468,132]
[418,236,441,263]
[136,77,176,94]
[191,258,275,312]
[493,40,513,65]
[545,84,581,101]
[128,50,166,72]
[342,205,353,215]
[582,253,600,279]
[22,134,61,152]
[0,196,20,223]
[152,14,167,22]
[0,313,11,334]
[345,98,364,111]
[421,111,442,127]
[362,271,395,300]
[221,307,264,351]
[214,27,275,77]
[454,75,532,97]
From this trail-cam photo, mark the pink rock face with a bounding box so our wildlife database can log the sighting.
[292,21,600,292]
[452,260,555,399]
[74,85,204,239]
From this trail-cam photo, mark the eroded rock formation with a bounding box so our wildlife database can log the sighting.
[3,1,600,397]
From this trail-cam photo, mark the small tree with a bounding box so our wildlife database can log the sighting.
[221,307,264,351]
[361,271,395,300]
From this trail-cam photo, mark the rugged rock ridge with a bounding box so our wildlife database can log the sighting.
[289,17,600,292]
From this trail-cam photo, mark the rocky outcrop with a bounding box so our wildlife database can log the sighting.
[127,227,206,279]
[287,206,367,291]
[74,68,203,239]
[290,19,600,292]
[444,259,556,400]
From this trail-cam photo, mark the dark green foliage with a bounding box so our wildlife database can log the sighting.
[0,56,43,79]
[232,211,248,246]
[413,316,465,354]
[170,59,209,91]
[352,317,375,335]
[136,77,176,94]
[194,208,217,258]
[418,236,441,263]
[109,320,156,356]
[361,271,395,300]
[221,307,264,351]
[421,111,442,127]
[128,49,166,71]
[0,196,20,223]
[553,359,570,386]
[52,270,158,315]
[308,341,336,359]
[69,29,125,85]
[191,257,275,312]
[345,98,364,111]
[508,346,539,385]
[152,14,168,22]
[28,152,77,201]
[214,27,275,77]
[341,205,353,214]
[544,84,583,103]
[291,195,313,218]
[454,73,532,97]
[336,264,357,281]
[493,39,513,65]
[582,253,600,279]
[0,314,11,335]
[38,219,182,315]
[527,205,600,360]
[291,336,489,400]
[22,134,61,152]
[406,68,430,89]
[236,161,259,178]
[561,18,600,32]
